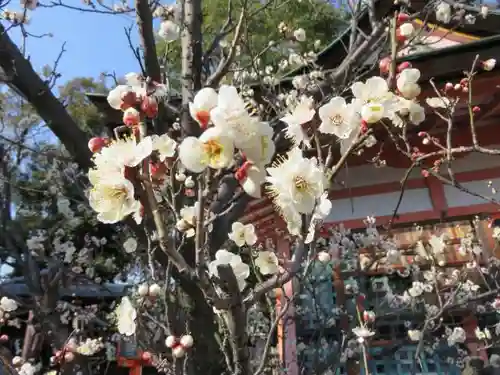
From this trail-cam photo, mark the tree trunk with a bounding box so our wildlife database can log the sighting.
[0,25,92,170]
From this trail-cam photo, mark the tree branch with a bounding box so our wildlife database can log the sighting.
[0,24,92,169]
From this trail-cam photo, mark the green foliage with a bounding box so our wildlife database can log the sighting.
[159,0,347,86]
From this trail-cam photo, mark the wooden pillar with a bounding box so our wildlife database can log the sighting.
[276,234,299,375]
[463,315,488,363]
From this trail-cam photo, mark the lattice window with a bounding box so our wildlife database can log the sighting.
[295,261,337,331]
[361,346,461,375]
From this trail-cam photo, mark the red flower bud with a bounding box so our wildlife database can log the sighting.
[397,61,412,72]
[421,170,429,178]
[88,137,109,153]
[473,106,481,113]
[395,29,407,43]
[397,13,410,24]
[123,108,140,127]
[141,351,152,363]
[417,131,426,137]
[379,57,392,75]
[0,334,8,342]
[141,96,159,119]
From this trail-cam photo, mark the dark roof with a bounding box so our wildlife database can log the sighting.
[0,280,131,298]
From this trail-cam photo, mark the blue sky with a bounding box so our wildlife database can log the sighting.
[10,4,144,82]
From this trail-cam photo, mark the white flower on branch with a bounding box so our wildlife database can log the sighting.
[398,23,415,37]
[280,96,315,146]
[208,249,250,291]
[228,222,258,247]
[407,329,421,342]
[447,327,466,346]
[152,134,177,161]
[189,87,218,129]
[0,297,18,312]
[267,147,326,215]
[238,163,267,198]
[159,20,180,41]
[396,68,421,100]
[116,297,137,336]
[89,177,141,225]
[318,96,361,138]
[425,96,450,109]
[352,326,375,343]
[293,28,306,42]
[178,127,234,173]
[123,238,138,253]
[254,251,279,275]
[435,2,452,24]
[351,76,392,124]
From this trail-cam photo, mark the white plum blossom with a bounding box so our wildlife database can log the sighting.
[176,204,198,237]
[399,23,414,37]
[293,28,306,42]
[0,297,18,312]
[239,164,267,198]
[317,251,331,263]
[106,73,168,110]
[435,2,452,24]
[267,147,326,215]
[408,281,425,297]
[280,96,315,145]
[407,329,422,342]
[254,251,279,275]
[483,58,496,71]
[18,363,36,375]
[159,20,180,41]
[152,134,177,161]
[351,76,392,123]
[426,96,450,109]
[447,327,466,346]
[208,249,250,291]
[116,297,137,336]
[228,222,258,247]
[210,85,252,135]
[123,238,138,253]
[89,136,154,183]
[318,97,360,138]
[396,68,421,100]
[88,176,141,225]
[178,127,234,173]
[189,88,219,128]
[352,326,375,343]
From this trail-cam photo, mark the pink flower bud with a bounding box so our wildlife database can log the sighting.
[88,137,109,153]
[141,96,159,119]
[64,352,75,363]
[379,57,391,75]
[444,82,453,91]
[172,345,186,358]
[123,107,140,127]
